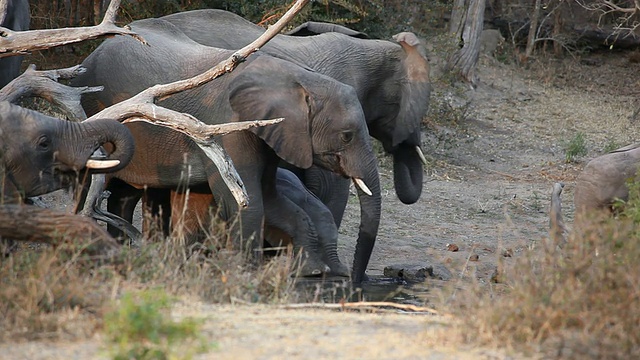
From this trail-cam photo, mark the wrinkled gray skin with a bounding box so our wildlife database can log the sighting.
[0,0,30,89]
[549,143,640,243]
[266,168,350,276]
[0,101,135,254]
[0,101,134,202]
[160,9,431,221]
[71,18,381,280]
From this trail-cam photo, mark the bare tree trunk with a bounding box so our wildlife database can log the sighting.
[553,1,563,56]
[449,0,467,35]
[446,0,486,85]
[0,205,120,256]
[525,0,542,59]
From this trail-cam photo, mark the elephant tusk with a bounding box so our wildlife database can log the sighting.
[416,146,428,166]
[85,159,120,169]
[353,178,372,196]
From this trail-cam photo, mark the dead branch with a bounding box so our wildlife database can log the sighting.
[0,64,102,121]
[86,0,310,208]
[0,0,144,58]
[0,204,120,257]
[281,301,441,315]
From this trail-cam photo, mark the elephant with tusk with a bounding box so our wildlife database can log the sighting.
[159,9,431,226]
[0,101,134,203]
[71,18,381,281]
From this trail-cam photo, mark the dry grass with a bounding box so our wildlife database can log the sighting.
[0,209,301,342]
[446,199,640,359]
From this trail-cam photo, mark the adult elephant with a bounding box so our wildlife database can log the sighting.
[0,0,30,88]
[71,18,381,282]
[161,9,431,215]
[0,101,134,202]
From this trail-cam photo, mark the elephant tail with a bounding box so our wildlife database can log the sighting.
[549,182,569,246]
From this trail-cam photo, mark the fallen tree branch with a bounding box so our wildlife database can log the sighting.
[281,301,441,315]
[0,204,120,257]
[0,0,144,58]
[0,64,102,121]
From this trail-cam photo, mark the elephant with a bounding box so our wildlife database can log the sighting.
[0,0,30,89]
[159,9,431,226]
[71,18,381,281]
[549,143,640,244]
[267,168,349,276]
[169,168,350,277]
[0,101,134,203]
[0,101,135,254]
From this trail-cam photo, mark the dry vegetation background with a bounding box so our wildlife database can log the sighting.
[2,1,640,359]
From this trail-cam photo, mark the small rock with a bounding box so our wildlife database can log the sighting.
[384,262,453,282]
[502,248,513,257]
[468,254,479,262]
[446,243,459,252]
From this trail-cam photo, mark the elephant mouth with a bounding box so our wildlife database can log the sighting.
[318,152,373,196]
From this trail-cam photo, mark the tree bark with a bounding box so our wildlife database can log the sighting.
[0,204,120,256]
[446,0,486,85]
[525,0,542,59]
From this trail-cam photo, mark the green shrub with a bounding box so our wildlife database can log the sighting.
[564,131,588,162]
[103,288,210,360]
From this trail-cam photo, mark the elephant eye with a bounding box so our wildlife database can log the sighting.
[37,136,50,151]
[340,131,354,144]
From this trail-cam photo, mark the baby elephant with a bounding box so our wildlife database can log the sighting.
[170,168,350,277]
[264,168,350,277]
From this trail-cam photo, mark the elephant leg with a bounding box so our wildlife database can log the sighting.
[106,178,143,243]
[141,188,172,237]
[301,165,350,228]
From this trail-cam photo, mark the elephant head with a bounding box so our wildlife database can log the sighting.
[0,101,135,201]
[228,58,382,282]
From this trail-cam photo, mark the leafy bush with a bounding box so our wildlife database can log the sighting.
[103,288,210,360]
[564,131,588,163]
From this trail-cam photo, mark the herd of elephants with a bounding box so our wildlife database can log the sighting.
[1,1,637,285]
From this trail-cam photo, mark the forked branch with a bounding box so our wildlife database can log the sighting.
[0,0,144,58]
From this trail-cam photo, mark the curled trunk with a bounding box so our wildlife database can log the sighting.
[393,142,423,204]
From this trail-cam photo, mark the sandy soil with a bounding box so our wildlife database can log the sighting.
[4,47,639,359]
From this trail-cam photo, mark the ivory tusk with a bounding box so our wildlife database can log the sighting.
[416,146,428,166]
[353,178,372,196]
[85,159,120,169]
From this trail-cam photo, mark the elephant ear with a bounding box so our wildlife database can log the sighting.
[392,32,432,147]
[228,62,314,169]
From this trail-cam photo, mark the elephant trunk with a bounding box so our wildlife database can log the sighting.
[350,153,381,284]
[63,119,135,173]
[393,141,423,204]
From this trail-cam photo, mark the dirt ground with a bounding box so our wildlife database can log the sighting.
[3,46,639,359]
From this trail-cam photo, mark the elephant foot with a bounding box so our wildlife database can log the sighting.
[296,252,331,277]
[328,262,350,277]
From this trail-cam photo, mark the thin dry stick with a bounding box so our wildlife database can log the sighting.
[0,0,144,58]
[87,0,310,207]
[282,301,441,315]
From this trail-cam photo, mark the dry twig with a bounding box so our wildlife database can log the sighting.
[282,301,441,314]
